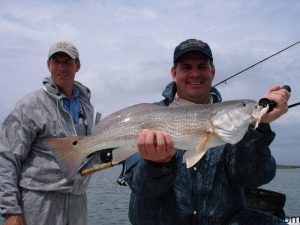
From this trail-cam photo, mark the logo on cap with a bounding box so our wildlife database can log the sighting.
[179,39,206,50]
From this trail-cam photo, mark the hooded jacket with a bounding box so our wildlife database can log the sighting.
[124,82,277,225]
[0,77,95,216]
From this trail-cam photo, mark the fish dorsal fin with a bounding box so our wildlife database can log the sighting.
[95,103,163,133]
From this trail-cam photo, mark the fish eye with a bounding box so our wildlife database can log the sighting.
[240,102,246,107]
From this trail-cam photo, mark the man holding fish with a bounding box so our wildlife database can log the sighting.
[124,39,290,225]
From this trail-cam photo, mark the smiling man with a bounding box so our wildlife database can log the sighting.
[171,40,215,104]
[48,42,81,98]
[123,39,290,225]
[0,41,95,225]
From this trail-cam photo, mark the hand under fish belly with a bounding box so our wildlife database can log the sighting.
[46,99,265,180]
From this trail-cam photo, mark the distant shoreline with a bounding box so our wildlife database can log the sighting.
[277,165,300,169]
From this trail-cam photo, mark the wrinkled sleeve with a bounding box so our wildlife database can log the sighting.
[0,106,36,216]
[226,123,276,187]
[124,151,180,198]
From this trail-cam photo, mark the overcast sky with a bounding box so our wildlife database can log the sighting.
[0,0,299,165]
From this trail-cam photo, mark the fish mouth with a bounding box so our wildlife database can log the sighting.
[251,104,269,128]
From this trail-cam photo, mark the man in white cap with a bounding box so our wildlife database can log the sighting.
[0,41,96,225]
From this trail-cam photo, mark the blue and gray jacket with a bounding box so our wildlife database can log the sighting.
[124,82,277,225]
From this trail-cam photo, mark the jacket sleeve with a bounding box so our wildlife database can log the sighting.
[124,151,180,198]
[226,123,276,187]
[0,106,36,216]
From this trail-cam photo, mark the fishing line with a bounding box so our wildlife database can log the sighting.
[288,102,300,109]
[213,40,300,87]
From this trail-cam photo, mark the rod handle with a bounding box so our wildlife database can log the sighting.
[80,162,113,176]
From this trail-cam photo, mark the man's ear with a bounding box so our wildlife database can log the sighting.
[171,66,176,82]
[47,60,51,71]
[75,59,81,72]
[211,63,215,80]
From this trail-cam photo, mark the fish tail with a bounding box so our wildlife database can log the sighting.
[46,136,87,180]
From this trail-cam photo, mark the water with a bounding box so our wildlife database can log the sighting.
[87,166,131,225]
[262,168,300,217]
[87,167,300,225]
[1,167,299,224]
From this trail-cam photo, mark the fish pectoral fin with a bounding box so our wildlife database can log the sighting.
[111,146,137,165]
[196,131,213,154]
[184,151,206,168]
[184,132,213,168]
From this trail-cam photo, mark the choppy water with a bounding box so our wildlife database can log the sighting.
[1,167,299,225]
[87,167,300,224]
[262,168,300,217]
[88,167,300,225]
[87,166,131,225]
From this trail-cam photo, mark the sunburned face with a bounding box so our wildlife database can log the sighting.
[171,52,215,104]
[47,52,80,97]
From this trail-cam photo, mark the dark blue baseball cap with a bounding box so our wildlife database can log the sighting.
[173,39,213,63]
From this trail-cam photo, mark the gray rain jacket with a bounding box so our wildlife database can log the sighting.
[124,82,279,225]
[0,77,95,216]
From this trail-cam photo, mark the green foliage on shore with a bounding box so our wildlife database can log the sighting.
[277,165,300,169]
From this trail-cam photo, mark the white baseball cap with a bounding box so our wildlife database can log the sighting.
[48,41,79,59]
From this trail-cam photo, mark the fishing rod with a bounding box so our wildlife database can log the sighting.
[213,40,300,87]
[213,40,300,109]
[288,102,300,109]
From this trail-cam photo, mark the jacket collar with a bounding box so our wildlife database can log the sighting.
[42,76,91,102]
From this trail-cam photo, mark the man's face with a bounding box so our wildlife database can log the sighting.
[171,52,215,104]
[47,52,80,93]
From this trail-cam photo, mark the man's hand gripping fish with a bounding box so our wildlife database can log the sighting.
[46,99,267,180]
